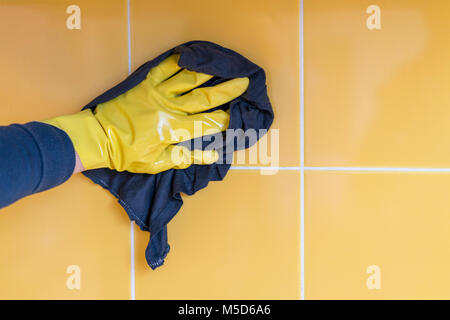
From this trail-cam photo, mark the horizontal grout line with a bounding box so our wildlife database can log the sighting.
[304,166,450,172]
[231,166,450,172]
[231,166,301,170]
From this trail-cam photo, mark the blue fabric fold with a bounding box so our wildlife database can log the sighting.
[82,41,274,269]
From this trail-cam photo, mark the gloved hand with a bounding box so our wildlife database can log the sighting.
[41,54,249,174]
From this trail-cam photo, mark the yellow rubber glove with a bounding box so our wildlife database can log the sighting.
[41,54,249,174]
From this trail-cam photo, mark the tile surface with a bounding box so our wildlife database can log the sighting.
[0,0,129,124]
[135,170,300,299]
[305,171,450,299]
[0,0,302,299]
[131,0,300,167]
[305,0,450,167]
[0,0,131,299]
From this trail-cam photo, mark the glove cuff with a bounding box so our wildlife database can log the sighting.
[41,109,110,170]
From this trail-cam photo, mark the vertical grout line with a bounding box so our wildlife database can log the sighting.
[127,0,132,75]
[127,0,136,301]
[299,0,305,301]
[130,223,135,300]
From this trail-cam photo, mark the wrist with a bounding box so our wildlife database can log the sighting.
[41,109,110,171]
[73,151,85,174]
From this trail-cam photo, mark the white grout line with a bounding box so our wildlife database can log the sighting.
[230,166,301,170]
[304,166,450,172]
[299,0,305,301]
[127,0,136,301]
[127,0,132,75]
[231,166,450,173]
[130,222,136,300]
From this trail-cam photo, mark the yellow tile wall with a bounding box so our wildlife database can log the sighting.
[135,170,300,300]
[305,171,450,299]
[0,0,300,299]
[6,0,450,301]
[131,0,300,168]
[305,0,450,167]
[130,0,300,299]
[304,0,450,299]
[0,0,131,299]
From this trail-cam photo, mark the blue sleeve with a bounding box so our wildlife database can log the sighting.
[0,122,75,209]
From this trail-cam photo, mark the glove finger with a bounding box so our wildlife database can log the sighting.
[147,145,192,173]
[168,77,250,114]
[147,146,219,173]
[170,78,249,114]
[168,110,230,143]
[171,148,220,169]
[146,54,182,85]
[190,149,220,165]
[157,69,213,97]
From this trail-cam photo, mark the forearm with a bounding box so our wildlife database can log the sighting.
[0,122,76,209]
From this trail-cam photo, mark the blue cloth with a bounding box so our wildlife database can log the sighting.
[83,41,274,269]
[0,122,75,209]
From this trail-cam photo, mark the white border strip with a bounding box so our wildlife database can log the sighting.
[127,0,136,301]
[299,0,305,301]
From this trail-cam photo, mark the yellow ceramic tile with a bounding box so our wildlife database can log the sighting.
[306,171,450,299]
[305,0,450,167]
[135,170,300,299]
[0,176,131,299]
[0,0,129,124]
[131,0,300,167]
[0,1,130,299]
